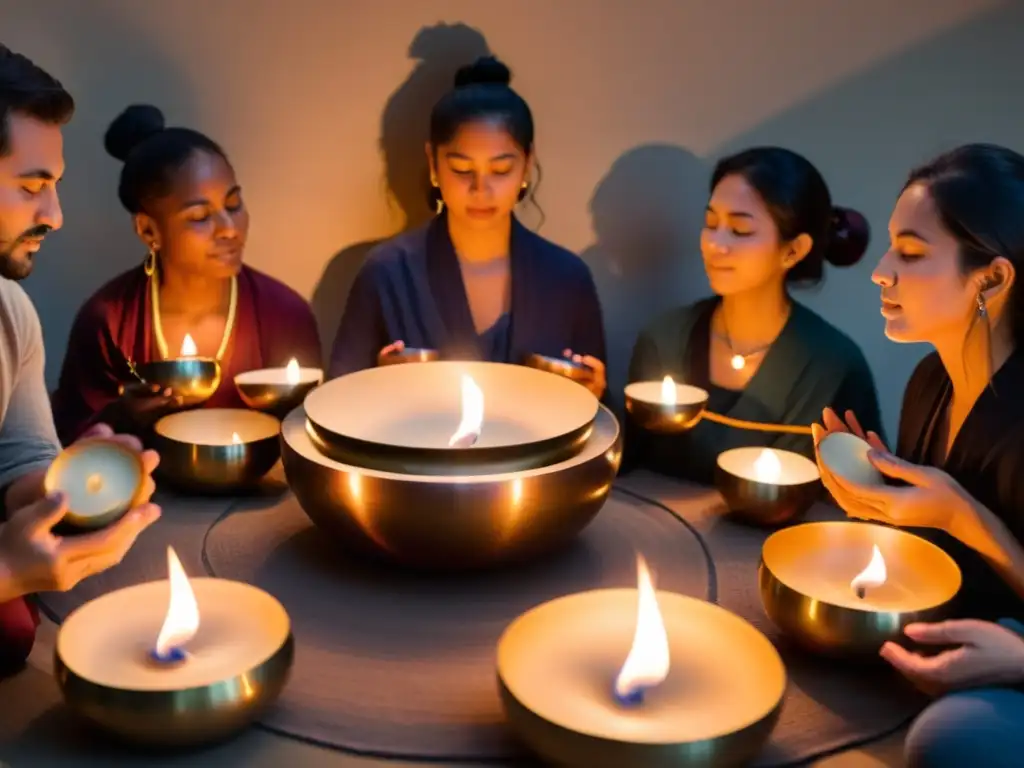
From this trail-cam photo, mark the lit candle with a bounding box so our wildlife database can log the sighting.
[624,376,710,433]
[715,447,821,526]
[53,545,293,747]
[448,374,484,448]
[133,332,221,408]
[497,555,786,765]
[151,408,282,492]
[234,357,324,415]
[759,521,962,656]
[179,333,198,358]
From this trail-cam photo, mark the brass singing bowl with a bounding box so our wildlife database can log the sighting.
[303,361,600,476]
[280,403,622,570]
[624,382,709,434]
[497,590,784,768]
[714,447,822,528]
[54,579,294,749]
[234,367,324,417]
[133,358,222,407]
[377,347,440,365]
[151,409,282,493]
[759,521,962,657]
[524,353,595,385]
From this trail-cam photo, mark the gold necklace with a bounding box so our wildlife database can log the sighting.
[150,265,238,360]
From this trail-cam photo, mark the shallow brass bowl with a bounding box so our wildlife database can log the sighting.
[624,383,709,434]
[524,353,595,386]
[714,447,821,528]
[377,347,440,365]
[151,409,281,494]
[759,521,962,657]
[234,368,323,418]
[280,403,622,570]
[133,358,222,407]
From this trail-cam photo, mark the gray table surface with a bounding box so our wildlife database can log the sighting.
[0,471,907,767]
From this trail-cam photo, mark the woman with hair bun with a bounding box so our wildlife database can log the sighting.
[329,56,608,397]
[626,146,882,483]
[51,105,322,443]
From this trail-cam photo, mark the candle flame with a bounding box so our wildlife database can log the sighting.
[231,432,242,444]
[614,555,670,701]
[851,545,887,596]
[753,449,782,483]
[448,374,484,448]
[154,546,199,658]
[179,333,198,357]
[730,354,746,370]
[660,375,676,406]
[285,358,300,385]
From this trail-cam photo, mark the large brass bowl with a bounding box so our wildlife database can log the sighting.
[759,521,962,657]
[152,409,281,493]
[280,403,622,570]
[134,358,221,407]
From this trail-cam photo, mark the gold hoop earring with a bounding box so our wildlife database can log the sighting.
[143,247,157,277]
[977,293,988,317]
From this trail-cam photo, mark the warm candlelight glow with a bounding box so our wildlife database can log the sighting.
[660,375,676,405]
[231,432,242,444]
[285,358,300,385]
[730,354,745,370]
[179,333,198,357]
[614,555,670,704]
[753,448,783,483]
[154,546,199,660]
[447,374,484,448]
[850,544,887,599]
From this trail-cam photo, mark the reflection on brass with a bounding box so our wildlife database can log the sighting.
[135,358,222,407]
[524,353,595,386]
[759,521,962,657]
[235,378,321,419]
[714,466,821,528]
[625,392,708,434]
[377,347,440,366]
[280,404,622,570]
[151,419,281,494]
[54,634,294,749]
[497,590,784,768]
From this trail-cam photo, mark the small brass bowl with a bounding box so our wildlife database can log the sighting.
[43,438,148,532]
[377,347,440,366]
[54,577,294,748]
[151,408,281,493]
[714,447,821,527]
[759,521,962,657]
[624,380,709,433]
[524,353,595,385]
[134,358,222,407]
[234,366,323,417]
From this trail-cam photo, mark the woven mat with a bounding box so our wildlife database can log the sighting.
[202,489,711,760]
[617,471,926,767]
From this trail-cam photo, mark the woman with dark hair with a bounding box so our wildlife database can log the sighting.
[626,146,882,483]
[813,144,1024,767]
[329,56,607,397]
[50,105,322,443]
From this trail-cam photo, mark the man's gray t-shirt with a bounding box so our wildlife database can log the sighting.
[0,278,60,499]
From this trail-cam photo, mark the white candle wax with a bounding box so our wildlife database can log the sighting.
[155,409,280,446]
[624,380,708,407]
[717,446,820,486]
[235,365,323,388]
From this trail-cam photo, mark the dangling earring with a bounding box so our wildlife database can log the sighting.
[977,293,988,317]
[517,180,529,203]
[431,176,444,215]
[143,246,157,277]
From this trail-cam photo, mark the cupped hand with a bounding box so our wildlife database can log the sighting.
[812,407,889,519]
[377,340,405,364]
[881,619,1024,696]
[113,382,181,429]
[0,491,161,597]
[562,349,607,399]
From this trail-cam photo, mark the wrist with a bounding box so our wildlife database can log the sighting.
[0,549,25,603]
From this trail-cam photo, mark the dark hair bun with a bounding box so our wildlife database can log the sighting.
[104,104,165,162]
[826,207,870,267]
[454,56,511,89]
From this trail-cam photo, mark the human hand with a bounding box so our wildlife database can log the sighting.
[0,491,160,598]
[562,349,607,399]
[113,382,181,429]
[881,619,1024,695]
[812,407,890,519]
[377,340,405,365]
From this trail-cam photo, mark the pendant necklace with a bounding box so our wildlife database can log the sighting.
[150,264,238,360]
[715,315,774,371]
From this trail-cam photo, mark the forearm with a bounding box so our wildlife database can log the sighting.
[3,469,46,516]
[0,553,26,603]
[951,500,1024,600]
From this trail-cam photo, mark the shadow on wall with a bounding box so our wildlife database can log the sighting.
[10,3,200,386]
[580,144,711,406]
[310,22,491,363]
